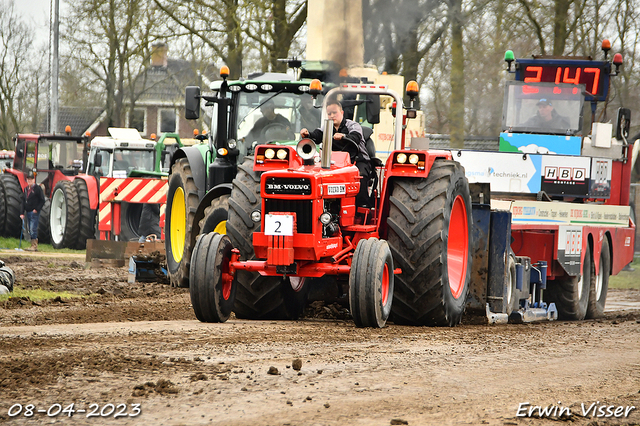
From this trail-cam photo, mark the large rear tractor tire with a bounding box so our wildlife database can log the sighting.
[50,180,80,249]
[387,159,472,326]
[586,238,610,319]
[0,174,23,238]
[38,199,51,244]
[198,195,229,235]
[190,232,236,323]
[73,179,95,249]
[546,243,591,320]
[349,238,394,328]
[165,158,200,288]
[227,156,304,320]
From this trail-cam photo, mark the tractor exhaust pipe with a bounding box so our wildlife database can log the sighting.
[321,119,333,169]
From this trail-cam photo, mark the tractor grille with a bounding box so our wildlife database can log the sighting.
[264,199,313,234]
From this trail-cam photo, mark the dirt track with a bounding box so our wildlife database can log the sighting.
[1,256,639,425]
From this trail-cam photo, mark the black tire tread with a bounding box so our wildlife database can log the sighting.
[227,156,296,320]
[73,179,94,249]
[387,159,472,326]
[1,175,23,238]
[546,244,591,320]
[50,180,81,249]
[198,195,230,235]
[165,158,200,288]
[38,199,51,244]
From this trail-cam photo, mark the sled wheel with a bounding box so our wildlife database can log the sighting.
[387,159,472,326]
[165,158,200,288]
[349,238,394,328]
[190,232,236,323]
[50,180,80,249]
[546,243,591,320]
[586,238,610,319]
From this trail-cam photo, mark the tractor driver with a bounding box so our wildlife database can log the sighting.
[247,100,293,144]
[522,98,570,130]
[300,99,372,208]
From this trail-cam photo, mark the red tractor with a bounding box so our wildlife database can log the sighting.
[0,128,97,249]
[189,81,473,327]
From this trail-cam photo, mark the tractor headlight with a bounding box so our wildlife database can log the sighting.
[319,212,332,225]
[251,211,261,223]
[265,148,275,159]
[276,148,288,160]
[228,139,237,149]
[396,153,407,164]
[409,154,419,164]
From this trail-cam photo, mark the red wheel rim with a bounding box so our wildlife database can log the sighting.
[381,263,389,306]
[447,195,468,299]
[221,255,232,300]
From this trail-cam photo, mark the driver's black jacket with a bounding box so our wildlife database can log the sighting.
[307,118,370,163]
[247,114,292,143]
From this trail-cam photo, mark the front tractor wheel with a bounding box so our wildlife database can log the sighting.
[387,159,472,326]
[198,195,229,235]
[349,238,394,328]
[50,180,80,249]
[227,156,303,319]
[165,158,200,288]
[190,232,236,323]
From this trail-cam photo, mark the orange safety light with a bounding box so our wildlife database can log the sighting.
[309,79,322,96]
[613,53,623,66]
[339,68,348,78]
[601,39,611,50]
[406,80,419,97]
[85,131,91,137]
[193,129,200,136]
[202,129,207,135]
[65,125,72,134]
[150,133,157,140]
[220,65,230,78]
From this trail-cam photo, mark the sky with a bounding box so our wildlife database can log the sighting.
[13,0,55,46]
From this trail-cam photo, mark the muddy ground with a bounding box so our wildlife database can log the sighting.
[0,255,639,426]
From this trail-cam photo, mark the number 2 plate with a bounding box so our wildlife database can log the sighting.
[264,214,294,236]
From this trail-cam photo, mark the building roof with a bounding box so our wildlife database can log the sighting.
[134,58,217,105]
[41,106,104,136]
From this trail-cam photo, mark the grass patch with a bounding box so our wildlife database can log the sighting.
[609,256,640,289]
[0,286,86,302]
[0,236,84,254]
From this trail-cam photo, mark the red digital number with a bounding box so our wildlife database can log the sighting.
[583,67,600,94]
[563,67,581,85]
[524,66,542,82]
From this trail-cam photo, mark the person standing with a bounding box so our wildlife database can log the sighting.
[20,172,45,251]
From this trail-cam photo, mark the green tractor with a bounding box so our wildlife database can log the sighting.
[165,67,323,288]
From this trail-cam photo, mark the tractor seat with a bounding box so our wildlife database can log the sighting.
[362,127,383,167]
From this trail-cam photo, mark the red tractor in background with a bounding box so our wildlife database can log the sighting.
[189,81,473,327]
[0,128,97,249]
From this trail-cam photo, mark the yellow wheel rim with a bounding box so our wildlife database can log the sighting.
[213,220,227,235]
[170,187,186,263]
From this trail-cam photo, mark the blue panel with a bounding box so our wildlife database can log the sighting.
[500,133,582,156]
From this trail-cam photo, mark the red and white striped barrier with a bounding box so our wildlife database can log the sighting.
[98,177,167,238]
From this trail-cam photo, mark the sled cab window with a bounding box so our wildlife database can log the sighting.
[502,81,585,136]
[113,148,155,174]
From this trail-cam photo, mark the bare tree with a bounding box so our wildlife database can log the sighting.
[0,1,38,148]
[64,0,159,127]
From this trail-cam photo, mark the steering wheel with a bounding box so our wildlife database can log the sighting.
[260,123,294,143]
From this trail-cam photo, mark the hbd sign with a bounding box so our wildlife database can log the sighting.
[541,156,591,197]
